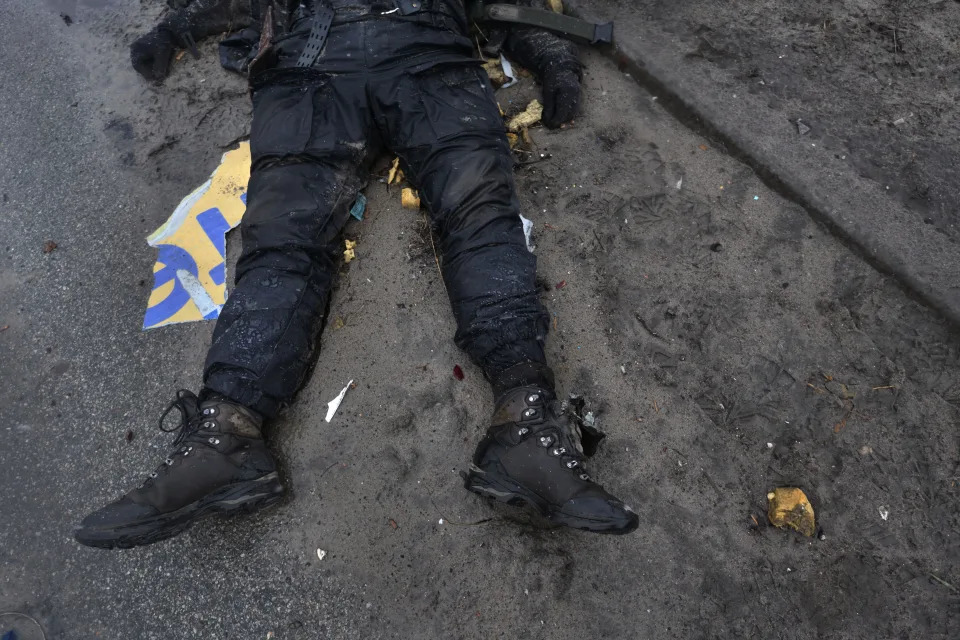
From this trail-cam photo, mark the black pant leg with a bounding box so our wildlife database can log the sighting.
[376,65,550,380]
[204,72,376,417]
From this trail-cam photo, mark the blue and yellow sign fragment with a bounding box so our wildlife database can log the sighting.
[143,143,251,330]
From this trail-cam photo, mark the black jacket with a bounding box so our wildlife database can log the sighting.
[156,0,579,79]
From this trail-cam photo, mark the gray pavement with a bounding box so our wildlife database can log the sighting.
[2,2,958,639]
[567,0,960,327]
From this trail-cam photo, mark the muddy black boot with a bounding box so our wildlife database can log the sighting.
[464,375,639,534]
[75,390,285,549]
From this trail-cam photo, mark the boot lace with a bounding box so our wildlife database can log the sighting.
[143,390,210,482]
[158,390,204,446]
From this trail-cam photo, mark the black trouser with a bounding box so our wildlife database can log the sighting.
[203,24,549,418]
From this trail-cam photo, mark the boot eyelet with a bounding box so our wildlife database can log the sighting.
[522,408,538,419]
[203,421,215,429]
[539,435,553,447]
[518,427,530,437]
[527,393,540,403]
[580,473,590,481]
[551,447,566,457]
[164,458,173,466]
[203,408,216,416]
[566,460,579,469]
[208,437,218,445]
[149,472,158,478]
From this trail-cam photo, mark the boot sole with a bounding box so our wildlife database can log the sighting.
[464,466,638,535]
[74,473,286,550]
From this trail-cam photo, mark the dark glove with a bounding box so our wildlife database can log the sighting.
[130,28,177,82]
[541,65,581,129]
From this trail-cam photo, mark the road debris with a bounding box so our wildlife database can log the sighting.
[453,364,465,381]
[350,193,367,221]
[795,118,811,135]
[401,187,421,210]
[42,241,57,254]
[519,214,535,252]
[767,487,816,537]
[316,549,326,561]
[879,505,889,521]
[508,100,543,132]
[389,519,399,530]
[482,58,507,87]
[500,54,518,88]
[556,280,567,289]
[324,380,354,423]
[143,142,251,329]
[343,239,357,263]
[387,157,404,185]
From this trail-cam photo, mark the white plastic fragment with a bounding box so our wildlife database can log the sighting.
[500,54,519,88]
[519,214,535,252]
[879,506,890,521]
[324,380,354,423]
[316,549,326,561]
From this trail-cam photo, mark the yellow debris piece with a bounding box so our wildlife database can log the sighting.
[506,132,520,149]
[508,100,543,132]
[401,187,421,210]
[344,239,357,264]
[548,0,563,13]
[482,58,507,87]
[387,157,404,185]
[767,487,816,537]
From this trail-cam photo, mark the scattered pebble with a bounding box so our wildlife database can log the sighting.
[879,506,889,521]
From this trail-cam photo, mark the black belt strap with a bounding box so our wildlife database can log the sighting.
[296,4,336,67]
[482,4,613,45]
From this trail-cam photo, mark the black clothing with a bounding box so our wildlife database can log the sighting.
[140,0,580,90]
[91,0,642,543]
[134,0,577,416]
[465,377,640,534]
[204,22,549,416]
[74,391,284,549]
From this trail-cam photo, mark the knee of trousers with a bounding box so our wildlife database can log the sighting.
[412,134,518,218]
[240,160,357,262]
